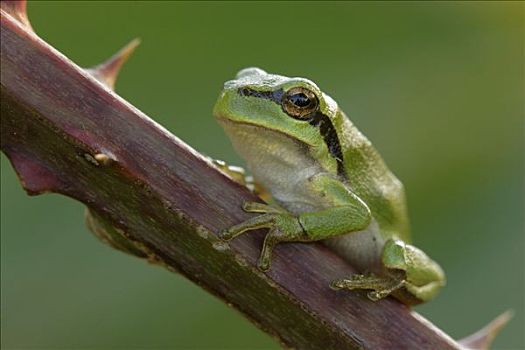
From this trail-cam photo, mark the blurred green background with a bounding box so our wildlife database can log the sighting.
[1,1,523,349]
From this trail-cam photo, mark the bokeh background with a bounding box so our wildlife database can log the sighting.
[1,1,523,349]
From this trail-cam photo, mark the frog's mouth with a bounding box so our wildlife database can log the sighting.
[214,106,295,144]
[215,117,281,152]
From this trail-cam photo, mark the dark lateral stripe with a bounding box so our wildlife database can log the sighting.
[237,87,345,177]
[238,87,284,104]
[309,111,346,177]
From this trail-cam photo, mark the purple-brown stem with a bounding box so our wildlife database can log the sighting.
[1,2,500,349]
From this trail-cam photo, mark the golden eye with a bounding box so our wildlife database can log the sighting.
[282,87,319,119]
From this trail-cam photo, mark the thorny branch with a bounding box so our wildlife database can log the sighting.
[0,2,510,349]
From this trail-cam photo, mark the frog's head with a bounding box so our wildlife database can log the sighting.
[214,67,344,175]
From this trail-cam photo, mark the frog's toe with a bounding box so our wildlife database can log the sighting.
[367,290,389,301]
[243,201,282,214]
[219,210,304,272]
[218,228,235,241]
[330,274,369,290]
[330,279,347,290]
[330,274,405,301]
[257,256,271,271]
[217,213,274,242]
[350,274,367,281]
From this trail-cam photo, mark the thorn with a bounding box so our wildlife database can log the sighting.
[86,38,141,90]
[1,0,33,31]
[5,150,62,196]
[458,310,514,350]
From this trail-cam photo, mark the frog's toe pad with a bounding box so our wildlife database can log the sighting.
[330,278,359,290]
[330,274,370,290]
[367,291,389,301]
[242,202,282,214]
[218,229,234,241]
[257,258,271,272]
[242,202,267,212]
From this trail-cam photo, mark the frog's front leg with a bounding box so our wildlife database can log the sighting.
[212,159,251,187]
[332,239,446,304]
[220,175,372,271]
[220,202,304,270]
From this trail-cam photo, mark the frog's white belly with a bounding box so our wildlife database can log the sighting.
[223,123,385,273]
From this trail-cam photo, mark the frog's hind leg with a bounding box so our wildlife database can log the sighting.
[332,239,445,304]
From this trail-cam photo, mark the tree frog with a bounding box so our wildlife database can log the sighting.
[214,68,445,305]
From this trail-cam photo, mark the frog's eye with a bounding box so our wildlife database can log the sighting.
[282,87,319,119]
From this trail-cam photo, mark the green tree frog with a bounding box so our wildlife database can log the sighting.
[214,68,445,305]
